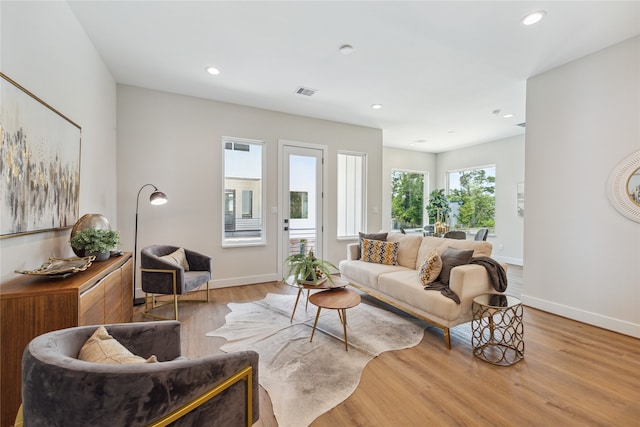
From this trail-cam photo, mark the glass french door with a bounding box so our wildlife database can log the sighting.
[281,145,324,266]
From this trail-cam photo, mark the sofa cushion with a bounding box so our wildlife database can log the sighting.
[386,233,423,269]
[418,251,443,285]
[339,259,407,291]
[361,238,399,265]
[378,270,462,322]
[438,247,474,285]
[78,326,158,364]
[417,236,492,263]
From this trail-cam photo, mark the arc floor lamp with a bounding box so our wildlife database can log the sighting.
[133,183,168,305]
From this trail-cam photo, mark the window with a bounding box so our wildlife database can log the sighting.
[290,191,308,219]
[337,152,366,238]
[223,138,265,245]
[242,190,253,218]
[391,170,426,231]
[447,166,495,232]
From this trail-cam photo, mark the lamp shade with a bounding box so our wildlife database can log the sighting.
[149,191,168,205]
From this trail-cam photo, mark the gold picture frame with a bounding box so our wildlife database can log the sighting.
[0,73,82,238]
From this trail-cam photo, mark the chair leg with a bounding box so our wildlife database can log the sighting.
[206,280,210,302]
[173,292,179,320]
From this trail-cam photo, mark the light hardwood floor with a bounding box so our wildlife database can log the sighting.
[134,278,640,427]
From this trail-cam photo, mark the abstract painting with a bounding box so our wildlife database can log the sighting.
[0,73,81,237]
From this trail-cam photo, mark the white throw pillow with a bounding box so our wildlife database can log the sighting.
[160,247,190,271]
[78,326,158,364]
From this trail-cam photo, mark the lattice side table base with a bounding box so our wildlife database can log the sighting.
[472,301,524,366]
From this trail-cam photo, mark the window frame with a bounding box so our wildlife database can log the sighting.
[390,168,428,232]
[445,164,496,233]
[337,151,367,240]
[222,137,267,247]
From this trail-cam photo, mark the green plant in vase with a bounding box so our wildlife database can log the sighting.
[70,228,120,261]
[284,251,337,286]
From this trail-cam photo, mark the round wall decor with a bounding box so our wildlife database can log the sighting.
[607,150,640,223]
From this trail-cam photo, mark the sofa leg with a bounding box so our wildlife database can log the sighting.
[444,328,451,349]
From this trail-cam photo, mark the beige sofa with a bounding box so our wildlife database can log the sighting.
[339,233,504,348]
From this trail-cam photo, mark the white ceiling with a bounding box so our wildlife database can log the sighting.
[68,1,640,153]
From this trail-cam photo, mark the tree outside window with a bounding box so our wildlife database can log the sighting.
[290,191,308,219]
[447,167,495,231]
[391,171,425,230]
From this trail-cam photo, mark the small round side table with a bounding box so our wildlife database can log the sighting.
[309,288,361,351]
[472,293,524,366]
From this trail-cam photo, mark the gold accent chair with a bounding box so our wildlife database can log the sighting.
[21,321,259,426]
[141,245,212,320]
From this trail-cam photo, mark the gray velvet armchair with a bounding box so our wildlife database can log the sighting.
[141,245,212,320]
[21,321,259,427]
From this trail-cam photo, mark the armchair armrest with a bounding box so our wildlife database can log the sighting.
[141,253,186,294]
[147,350,260,426]
[184,249,212,272]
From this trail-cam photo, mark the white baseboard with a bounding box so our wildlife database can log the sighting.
[493,255,523,266]
[210,273,280,289]
[521,294,640,338]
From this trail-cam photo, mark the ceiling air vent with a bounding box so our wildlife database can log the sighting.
[516,122,526,128]
[295,86,317,96]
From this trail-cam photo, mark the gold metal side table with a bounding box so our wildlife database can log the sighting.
[472,294,524,366]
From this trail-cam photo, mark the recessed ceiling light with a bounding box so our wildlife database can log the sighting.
[414,139,427,143]
[340,44,354,55]
[371,104,383,110]
[205,66,220,75]
[521,11,546,26]
[503,114,514,118]
[448,131,455,134]
[491,109,501,116]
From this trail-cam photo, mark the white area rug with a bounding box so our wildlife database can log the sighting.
[206,292,425,427]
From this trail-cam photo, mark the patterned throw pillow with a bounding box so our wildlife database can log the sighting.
[358,232,388,259]
[419,251,443,286]
[361,238,399,265]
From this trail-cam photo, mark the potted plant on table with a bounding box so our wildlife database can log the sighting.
[284,251,338,287]
[69,228,121,261]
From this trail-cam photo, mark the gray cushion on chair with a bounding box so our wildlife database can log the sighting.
[22,322,259,427]
[141,245,212,295]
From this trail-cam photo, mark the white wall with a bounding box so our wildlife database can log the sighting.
[116,85,382,293]
[382,147,436,230]
[437,135,525,265]
[524,36,640,338]
[0,1,117,282]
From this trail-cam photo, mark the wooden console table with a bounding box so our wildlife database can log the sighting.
[0,253,133,427]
